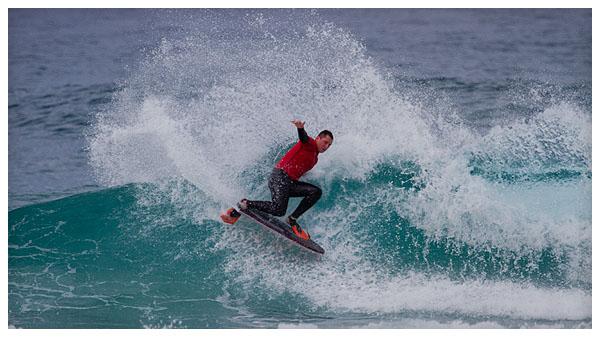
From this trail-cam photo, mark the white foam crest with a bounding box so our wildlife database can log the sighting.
[89,18,438,202]
[312,275,591,321]
[219,219,590,321]
[469,102,591,174]
[308,272,590,320]
[399,103,591,253]
[407,161,552,251]
[89,97,237,203]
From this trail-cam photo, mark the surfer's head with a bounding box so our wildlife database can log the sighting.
[316,130,333,153]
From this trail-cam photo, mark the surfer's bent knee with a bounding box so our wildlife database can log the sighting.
[313,186,322,199]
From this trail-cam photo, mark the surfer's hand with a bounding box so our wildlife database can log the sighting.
[291,119,305,128]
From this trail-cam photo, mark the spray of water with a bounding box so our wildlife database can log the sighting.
[87,11,591,320]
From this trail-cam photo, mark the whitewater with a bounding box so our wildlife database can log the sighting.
[8,9,591,328]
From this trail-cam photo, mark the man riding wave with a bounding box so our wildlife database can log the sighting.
[221,119,333,240]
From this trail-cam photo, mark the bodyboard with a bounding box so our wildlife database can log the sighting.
[239,208,325,254]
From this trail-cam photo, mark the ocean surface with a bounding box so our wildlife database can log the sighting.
[8,9,592,328]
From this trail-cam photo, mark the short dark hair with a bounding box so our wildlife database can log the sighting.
[318,130,334,140]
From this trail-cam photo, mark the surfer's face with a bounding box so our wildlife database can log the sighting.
[316,135,333,153]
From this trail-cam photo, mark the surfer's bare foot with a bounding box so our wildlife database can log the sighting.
[238,199,248,210]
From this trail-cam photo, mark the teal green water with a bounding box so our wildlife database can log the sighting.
[9,164,591,327]
[9,9,591,328]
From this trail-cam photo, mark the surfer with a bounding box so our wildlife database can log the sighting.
[223,120,333,240]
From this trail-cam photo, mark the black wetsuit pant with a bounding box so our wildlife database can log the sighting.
[247,168,322,219]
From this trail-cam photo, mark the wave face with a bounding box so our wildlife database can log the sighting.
[9,9,591,328]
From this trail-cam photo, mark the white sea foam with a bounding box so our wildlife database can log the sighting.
[88,12,591,322]
[219,219,591,321]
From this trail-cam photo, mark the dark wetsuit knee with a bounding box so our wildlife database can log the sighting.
[313,186,322,199]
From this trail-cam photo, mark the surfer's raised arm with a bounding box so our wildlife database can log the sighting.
[291,119,309,144]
